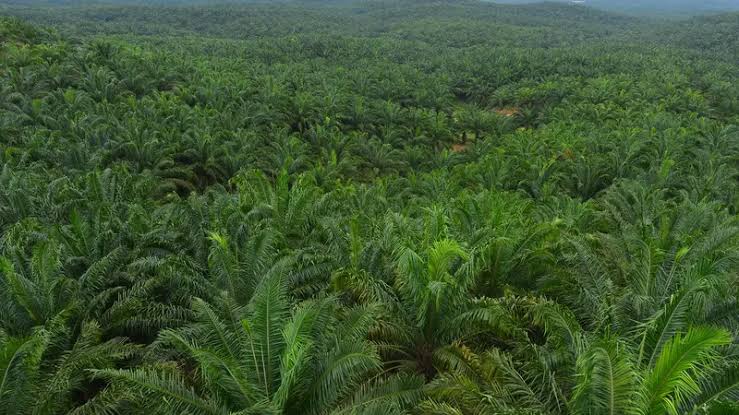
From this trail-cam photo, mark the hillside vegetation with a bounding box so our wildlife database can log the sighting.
[0,1,738,414]
[490,0,739,17]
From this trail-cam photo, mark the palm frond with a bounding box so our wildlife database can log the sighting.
[93,366,228,415]
[570,336,638,415]
[679,362,739,413]
[638,327,731,415]
[331,373,425,415]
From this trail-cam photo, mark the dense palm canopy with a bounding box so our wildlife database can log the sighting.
[0,1,738,414]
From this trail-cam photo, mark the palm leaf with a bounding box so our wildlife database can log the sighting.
[570,336,638,415]
[679,362,739,413]
[638,327,731,415]
[93,366,227,415]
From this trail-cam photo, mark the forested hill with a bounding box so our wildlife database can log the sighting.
[1,0,640,39]
[1,1,738,414]
[2,0,738,50]
[490,0,739,17]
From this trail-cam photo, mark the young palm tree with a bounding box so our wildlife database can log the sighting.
[0,319,136,415]
[425,305,738,415]
[337,234,516,380]
[93,268,423,414]
[573,327,737,415]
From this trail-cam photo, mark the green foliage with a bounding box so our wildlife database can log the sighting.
[0,1,737,414]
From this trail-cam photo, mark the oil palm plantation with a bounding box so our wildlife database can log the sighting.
[1,6,738,415]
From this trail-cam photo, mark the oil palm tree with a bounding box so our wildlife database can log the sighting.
[425,302,738,415]
[338,236,516,380]
[94,268,423,414]
[0,318,136,415]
